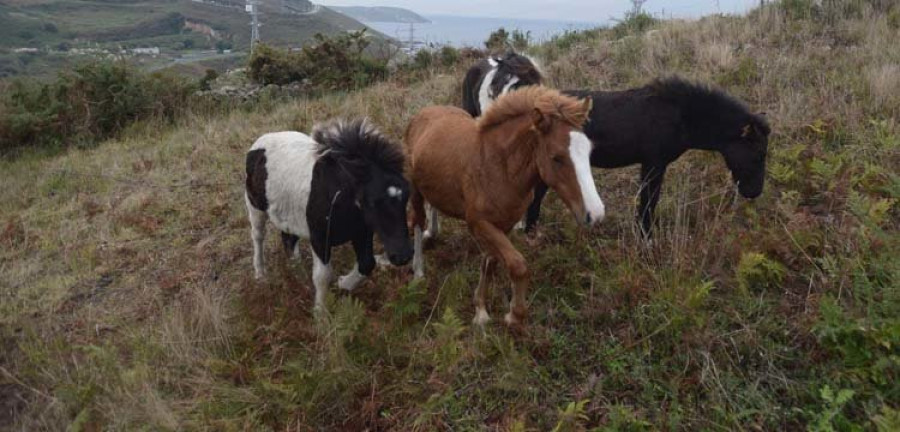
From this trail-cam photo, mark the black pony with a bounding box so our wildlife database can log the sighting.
[461,51,543,117]
[525,77,771,236]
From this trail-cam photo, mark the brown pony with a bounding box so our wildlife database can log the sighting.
[405,86,605,327]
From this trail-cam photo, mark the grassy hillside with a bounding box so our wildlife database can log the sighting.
[0,0,378,78]
[1,2,899,430]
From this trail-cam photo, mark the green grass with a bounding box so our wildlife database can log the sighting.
[1,2,899,430]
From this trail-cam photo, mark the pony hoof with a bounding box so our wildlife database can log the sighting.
[473,309,491,326]
[414,270,424,279]
[337,276,354,291]
[514,221,525,231]
[423,230,434,240]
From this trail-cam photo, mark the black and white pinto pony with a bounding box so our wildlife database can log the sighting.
[461,51,544,117]
[245,119,413,311]
[463,55,771,237]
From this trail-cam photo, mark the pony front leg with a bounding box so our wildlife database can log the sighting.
[311,249,333,312]
[473,256,497,326]
[470,220,530,326]
[638,164,667,239]
[340,231,375,292]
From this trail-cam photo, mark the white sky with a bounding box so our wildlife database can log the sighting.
[317,0,762,22]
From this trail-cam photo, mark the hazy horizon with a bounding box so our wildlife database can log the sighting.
[317,0,761,22]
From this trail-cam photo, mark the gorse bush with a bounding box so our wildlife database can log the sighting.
[247,30,387,90]
[0,61,196,153]
[484,28,532,52]
[612,10,657,39]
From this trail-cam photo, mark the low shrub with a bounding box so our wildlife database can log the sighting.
[612,11,657,39]
[0,61,196,153]
[247,29,387,90]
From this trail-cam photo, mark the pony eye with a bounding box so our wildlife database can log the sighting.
[552,155,565,165]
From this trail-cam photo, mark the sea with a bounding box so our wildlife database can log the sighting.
[365,14,604,48]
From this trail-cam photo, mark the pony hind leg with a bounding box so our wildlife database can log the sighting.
[246,194,268,279]
[410,185,427,279]
[281,232,301,260]
[524,181,550,233]
[423,204,440,240]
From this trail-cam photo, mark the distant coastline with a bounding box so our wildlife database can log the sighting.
[330,6,430,24]
[365,14,603,48]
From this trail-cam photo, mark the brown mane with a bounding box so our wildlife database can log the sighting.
[477,86,591,131]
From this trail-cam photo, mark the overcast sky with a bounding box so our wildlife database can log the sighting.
[317,0,761,22]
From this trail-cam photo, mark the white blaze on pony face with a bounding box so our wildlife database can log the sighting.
[569,131,604,225]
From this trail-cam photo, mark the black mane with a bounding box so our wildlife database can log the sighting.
[312,118,405,182]
[650,76,770,137]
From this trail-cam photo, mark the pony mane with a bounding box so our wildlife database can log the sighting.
[650,76,770,134]
[312,118,405,180]
[477,85,590,131]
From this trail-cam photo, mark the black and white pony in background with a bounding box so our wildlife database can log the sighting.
[461,51,544,117]
[245,119,413,312]
[464,52,771,237]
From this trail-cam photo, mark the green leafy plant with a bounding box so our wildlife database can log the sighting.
[807,385,858,432]
[736,252,787,293]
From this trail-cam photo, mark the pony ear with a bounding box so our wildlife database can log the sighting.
[741,124,752,138]
[531,108,552,133]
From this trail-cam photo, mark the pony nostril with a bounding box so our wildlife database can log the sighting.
[585,214,592,225]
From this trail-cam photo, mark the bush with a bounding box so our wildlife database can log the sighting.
[438,46,459,66]
[511,29,531,51]
[247,29,387,90]
[412,49,433,69]
[0,61,196,153]
[612,11,657,39]
[485,27,510,52]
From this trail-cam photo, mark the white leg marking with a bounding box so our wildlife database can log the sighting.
[473,307,491,326]
[423,205,440,240]
[338,264,366,292]
[311,250,332,312]
[514,220,525,230]
[569,131,605,224]
[292,241,301,260]
[478,67,499,115]
[413,226,424,279]
[246,194,267,279]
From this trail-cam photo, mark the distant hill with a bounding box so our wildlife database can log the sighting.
[0,0,386,78]
[330,6,429,23]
